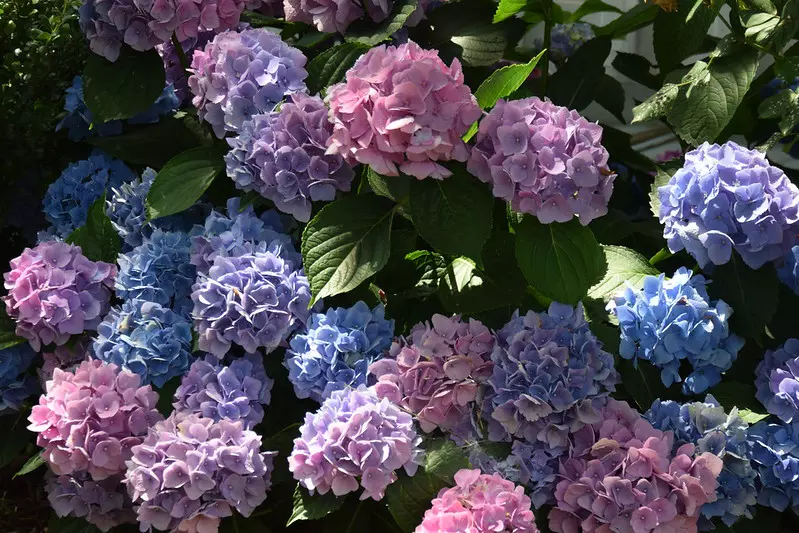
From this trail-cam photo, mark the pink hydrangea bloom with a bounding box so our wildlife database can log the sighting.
[416,469,539,533]
[370,315,495,432]
[326,41,481,180]
[28,359,162,480]
[3,242,116,350]
[39,336,92,386]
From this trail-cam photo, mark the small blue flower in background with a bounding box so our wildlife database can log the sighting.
[777,245,799,296]
[747,419,799,513]
[607,267,744,394]
[756,338,799,423]
[547,23,595,63]
[0,343,38,414]
[286,302,394,402]
[115,229,196,318]
[43,150,135,238]
[93,299,193,387]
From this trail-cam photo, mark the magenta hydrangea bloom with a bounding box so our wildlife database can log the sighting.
[28,359,162,480]
[370,314,494,433]
[125,412,275,533]
[39,336,92,386]
[468,97,614,225]
[3,241,116,350]
[416,469,539,533]
[326,41,481,179]
[288,386,422,501]
[46,471,136,532]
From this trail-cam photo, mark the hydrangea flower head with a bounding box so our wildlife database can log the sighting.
[747,419,799,512]
[3,242,116,350]
[28,359,162,479]
[777,245,799,295]
[326,41,481,179]
[125,412,275,532]
[116,229,197,317]
[94,299,193,387]
[539,23,595,63]
[370,314,494,433]
[283,0,426,34]
[468,97,613,225]
[607,267,744,394]
[226,93,355,222]
[157,32,215,105]
[287,302,394,402]
[0,342,38,413]
[43,151,135,237]
[174,353,273,429]
[47,471,135,532]
[658,141,799,269]
[40,337,92,385]
[416,469,539,533]
[756,338,799,423]
[189,28,308,137]
[289,386,422,500]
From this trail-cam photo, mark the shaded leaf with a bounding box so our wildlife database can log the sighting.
[287,484,345,525]
[306,43,370,94]
[594,73,626,123]
[14,452,44,478]
[595,4,659,38]
[588,245,659,301]
[612,52,659,90]
[548,37,612,110]
[366,168,410,204]
[653,0,721,74]
[632,83,679,123]
[146,146,225,220]
[347,0,419,45]
[568,0,622,22]
[67,196,120,264]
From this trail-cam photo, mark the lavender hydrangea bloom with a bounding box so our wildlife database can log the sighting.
[468,97,614,225]
[43,151,135,237]
[189,29,308,137]
[747,419,799,513]
[40,337,92,385]
[645,397,757,528]
[94,299,193,387]
[659,141,799,269]
[174,353,273,429]
[756,339,799,423]
[3,242,116,350]
[777,245,799,295]
[157,32,214,105]
[0,343,38,413]
[116,230,197,317]
[607,267,744,394]
[125,412,275,533]
[287,302,394,402]
[226,93,354,222]
[47,471,136,532]
[289,386,422,500]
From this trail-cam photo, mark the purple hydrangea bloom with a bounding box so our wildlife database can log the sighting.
[0,343,38,413]
[288,386,422,500]
[3,242,116,351]
[189,28,308,137]
[226,93,354,222]
[287,302,394,402]
[607,267,744,394]
[777,245,799,295]
[658,141,799,269]
[467,97,614,225]
[46,471,136,532]
[747,419,799,513]
[173,353,273,429]
[283,0,425,34]
[756,338,799,423]
[40,337,93,386]
[43,151,135,238]
[125,412,275,532]
[93,299,193,387]
[116,229,197,317]
[157,32,215,105]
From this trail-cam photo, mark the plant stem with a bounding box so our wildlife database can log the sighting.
[171,34,190,73]
[649,247,672,266]
[541,0,554,97]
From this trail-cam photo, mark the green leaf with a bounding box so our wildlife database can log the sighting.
[619,358,667,411]
[83,49,166,123]
[0,418,33,469]
[595,4,659,38]
[612,52,660,90]
[594,73,626,123]
[568,0,622,22]
[493,0,527,22]
[653,0,721,74]
[14,452,44,478]
[775,56,799,81]
[649,166,676,217]
[287,484,345,525]
[738,409,769,424]
[708,382,763,413]
[408,168,494,262]
[450,25,508,67]
[66,196,120,264]
[744,12,781,45]
[548,37,612,110]
[632,83,679,123]
[587,245,659,301]
[515,217,606,305]
[346,0,419,45]
[306,42,370,94]
[473,50,545,110]
[758,87,799,146]
[741,0,776,13]
[48,516,102,533]
[366,168,410,204]
[302,194,396,303]
[146,146,225,220]
[155,377,181,417]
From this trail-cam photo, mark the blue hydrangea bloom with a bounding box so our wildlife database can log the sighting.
[756,338,799,423]
[285,302,394,402]
[777,245,799,296]
[747,419,799,513]
[106,168,157,249]
[56,76,179,141]
[43,151,136,237]
[645,397,757,528]
[0,343,38,413]
[607,267,744,394]
[115,230,196,318]
[542,23,595,63]
[93,299,193,387]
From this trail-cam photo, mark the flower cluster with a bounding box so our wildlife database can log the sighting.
[226,93,355,222]
[94,299,193,387]
[646,397,757,527]
[416,469,539,533]
[174,353,273,429]
[43,151,135,238]
[125,412,275,532]
[3,242,116,350]
[40,337,92,385]
[106,168,157,249]
[289,386,422,500]
[747,419,799,512]
[658,141,799,269]
[777,245,799,295]
[28,359,162,479]
[468,97,614,225]
[326,41,481,179]
[370,314,494,433]
[283,0,425,34]
[116,230,197,317]
[46,471,135,532]
[756,338,799,423]
[541,23,595,63]
[287,302,394,402]
[189,28,308,137]
[607,267,744,394]
[0,343,38,413]
[157,32,215,105]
